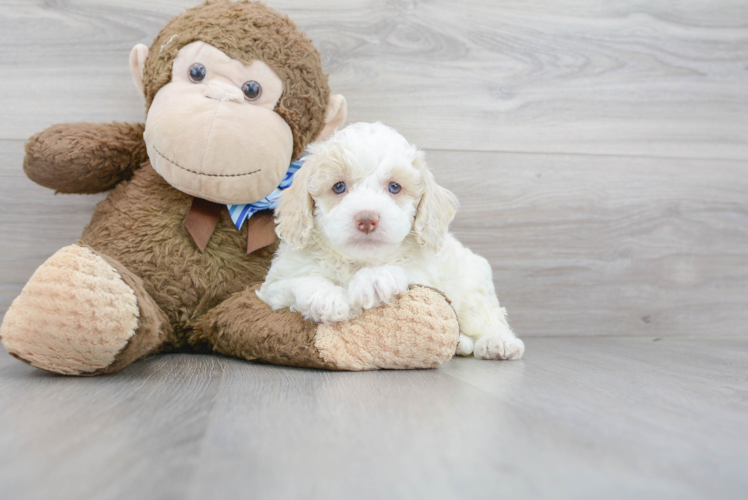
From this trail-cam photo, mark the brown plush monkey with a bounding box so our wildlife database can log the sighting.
[0,0,458,375]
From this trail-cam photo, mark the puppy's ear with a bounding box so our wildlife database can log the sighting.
[276,164,315,250]
[412,151,460,253]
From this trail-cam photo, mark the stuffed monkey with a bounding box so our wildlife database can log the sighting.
[0,0,458,375]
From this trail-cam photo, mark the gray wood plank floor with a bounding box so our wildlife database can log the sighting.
[2,337,747,500]
[1,1,747,498]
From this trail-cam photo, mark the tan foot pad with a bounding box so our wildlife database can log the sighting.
[0,245,139,375]
[315,286,460,370]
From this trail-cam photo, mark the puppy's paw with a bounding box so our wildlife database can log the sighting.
[349,266,409,310]
[455,334,475,356]
[474,334,525,360]
[296,286,351,324]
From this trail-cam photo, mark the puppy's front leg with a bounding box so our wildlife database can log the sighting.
[294,277,352,324]
[260,276,351,324]
[349,266,409,311]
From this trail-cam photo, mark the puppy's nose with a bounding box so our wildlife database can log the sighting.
[355,212,380,234]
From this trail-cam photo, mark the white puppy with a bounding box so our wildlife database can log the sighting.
[257,122,524,360]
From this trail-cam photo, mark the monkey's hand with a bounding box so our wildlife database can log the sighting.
[24,122,148,194]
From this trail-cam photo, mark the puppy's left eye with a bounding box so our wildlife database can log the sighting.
[388,182,401,194]
[333,182,346,194]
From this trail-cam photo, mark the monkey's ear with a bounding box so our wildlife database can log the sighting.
[316,95,347,141]
[129,44,149,97]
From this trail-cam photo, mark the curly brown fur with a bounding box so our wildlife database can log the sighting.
[143,0,329,159]
[24,122,148,194]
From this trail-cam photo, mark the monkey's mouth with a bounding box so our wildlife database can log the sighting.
[152,146,262,178]
[147,139,284,205]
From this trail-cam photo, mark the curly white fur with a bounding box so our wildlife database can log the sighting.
[258,122,524,360]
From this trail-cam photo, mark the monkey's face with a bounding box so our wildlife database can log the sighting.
[142,42,294,205]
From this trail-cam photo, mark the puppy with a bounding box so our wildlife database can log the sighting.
[257,122,524,360]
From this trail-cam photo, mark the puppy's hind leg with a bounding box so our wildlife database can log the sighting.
[474,331,525,361]
[449,254,524,361]
[459,299,524,360]
[455,334,475,356]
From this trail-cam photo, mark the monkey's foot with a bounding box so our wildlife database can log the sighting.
[0,245,140,375]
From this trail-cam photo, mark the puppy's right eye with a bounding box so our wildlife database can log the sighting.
[189,63,207,83]
[332,182,346,194]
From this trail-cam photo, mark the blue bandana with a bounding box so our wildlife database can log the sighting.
[226,154,308,230]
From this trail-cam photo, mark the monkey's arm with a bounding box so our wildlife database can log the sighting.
[24,122,148,194]
[192,285,459,371]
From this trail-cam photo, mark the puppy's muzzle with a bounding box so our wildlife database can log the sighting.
[355,212,379,234]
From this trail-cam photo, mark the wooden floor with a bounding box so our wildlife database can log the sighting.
[1,1,747,498]
[1,337,747,500]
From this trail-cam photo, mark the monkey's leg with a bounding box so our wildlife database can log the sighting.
[0,245,172,375]
[191,285,459,370]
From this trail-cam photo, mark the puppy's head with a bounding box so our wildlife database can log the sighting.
[276,122,459,259]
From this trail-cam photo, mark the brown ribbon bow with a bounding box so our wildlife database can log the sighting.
[183,197,276,254]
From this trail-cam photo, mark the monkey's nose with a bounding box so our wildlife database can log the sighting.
[204,80,244,102]
[355,212,380,234]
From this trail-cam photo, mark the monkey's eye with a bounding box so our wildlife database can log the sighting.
[332,182,346,194]
[242,80,262,101]
[388,182,401,194]
[188,63,207,83]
